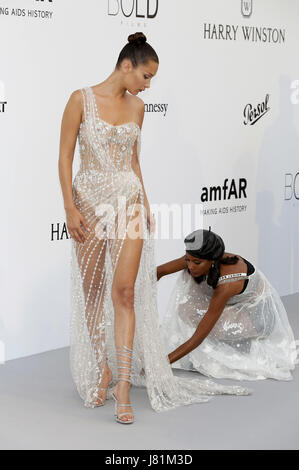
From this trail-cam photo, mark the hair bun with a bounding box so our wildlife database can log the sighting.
[128,32,147,46]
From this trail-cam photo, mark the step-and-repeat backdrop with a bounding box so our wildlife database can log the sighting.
[1,0,299,361]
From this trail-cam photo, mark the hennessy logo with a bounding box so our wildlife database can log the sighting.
[241,0,253,18]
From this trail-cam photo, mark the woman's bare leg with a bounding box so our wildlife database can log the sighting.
[111,207,144,422]
[75,221,113,406]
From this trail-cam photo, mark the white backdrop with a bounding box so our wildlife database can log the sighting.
[1,0,299,362]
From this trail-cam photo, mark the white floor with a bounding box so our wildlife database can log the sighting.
[0,294,298,450]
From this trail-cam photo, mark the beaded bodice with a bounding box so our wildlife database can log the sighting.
[217,272,250,285]
[77,86,141,175]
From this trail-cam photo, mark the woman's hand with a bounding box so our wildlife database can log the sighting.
[147,211,156,237]
[145,203,156,237]
[66,205,90,243]
[167,289,231,364]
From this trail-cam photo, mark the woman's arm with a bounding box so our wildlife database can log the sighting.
[167,286,232,364]
[157,255,187,280]
[58,90,81,210]
[58,90,89,243]
[132,158,150,215]
[131,100,150,211]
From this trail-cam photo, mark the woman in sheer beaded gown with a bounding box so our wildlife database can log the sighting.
[58,32,252,425]
[159,228,298,381]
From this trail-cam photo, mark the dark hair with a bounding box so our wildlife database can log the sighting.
[115,32,159,70]
[188,255,239,289]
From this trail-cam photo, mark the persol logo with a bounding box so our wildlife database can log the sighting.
[241,0,253,18]
[243,94,270,125]
[108,0,158,18]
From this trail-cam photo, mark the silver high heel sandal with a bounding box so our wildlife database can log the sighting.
[111,345,134,424]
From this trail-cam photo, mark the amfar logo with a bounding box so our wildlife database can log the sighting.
[201,178,247,202]
[243,94,270,125]
[241,0,253,18]
[285,173,299,200]
[108,0,158,18]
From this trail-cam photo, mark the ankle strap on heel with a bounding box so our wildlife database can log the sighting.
[116,345,133,384]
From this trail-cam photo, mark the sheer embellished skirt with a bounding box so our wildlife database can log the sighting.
[70,170,254,412]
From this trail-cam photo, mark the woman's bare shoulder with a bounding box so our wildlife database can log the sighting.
[128,93,144,111]
[64,89,83,111]
[128,94,145,127]
[219,253,247,277]
[214,253,248,298]
[61,89,82,124]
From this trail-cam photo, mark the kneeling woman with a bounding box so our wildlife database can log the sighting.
[159,228,297,381]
